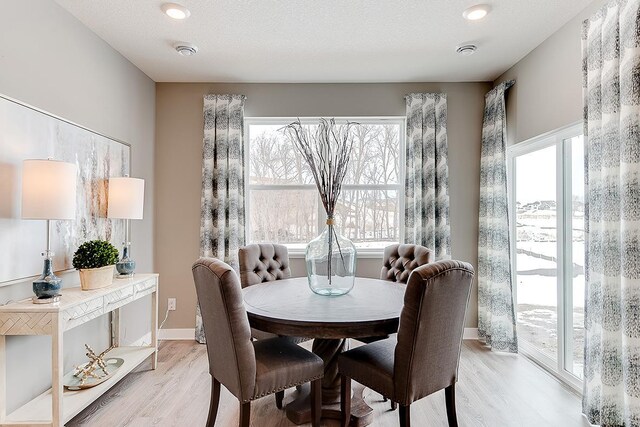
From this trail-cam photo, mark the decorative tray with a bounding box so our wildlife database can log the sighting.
[63,358,124,390]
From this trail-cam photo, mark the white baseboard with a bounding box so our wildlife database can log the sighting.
[463,328,478,340]
[159,328,196,340]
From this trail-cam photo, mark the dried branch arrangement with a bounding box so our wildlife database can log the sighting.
[73,344,115,385]
[281,118,358,219]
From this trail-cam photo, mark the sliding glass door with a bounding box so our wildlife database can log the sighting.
[508,123,584,390]
[513,145,558,363]
[564,135,585,380]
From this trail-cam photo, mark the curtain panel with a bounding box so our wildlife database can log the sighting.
[582,1,640,425]
[404,93,451,259]
[477,80,518,353]
[196,94,247,344]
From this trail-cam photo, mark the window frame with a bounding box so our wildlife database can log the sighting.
[507,121,584,393]
[244,116,407,257]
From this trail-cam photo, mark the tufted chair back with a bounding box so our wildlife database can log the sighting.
[238,243,292,288]
[380,244,434,284]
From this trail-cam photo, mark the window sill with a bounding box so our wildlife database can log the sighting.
[288,250,384,260]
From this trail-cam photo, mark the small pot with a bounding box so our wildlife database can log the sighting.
[79,265,115,290]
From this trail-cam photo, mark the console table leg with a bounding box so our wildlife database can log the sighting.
[151,290,158,369]
[111,308,121,347]
[0,335,6,422]
[52,313,63,427]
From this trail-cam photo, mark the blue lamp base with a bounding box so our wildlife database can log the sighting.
[33,258,62,302]
[116,246,136,277]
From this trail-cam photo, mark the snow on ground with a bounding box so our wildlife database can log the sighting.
[516,249,585,378]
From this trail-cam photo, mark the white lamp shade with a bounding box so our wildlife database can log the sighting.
[21,159,77,220]
[107,177,145,219]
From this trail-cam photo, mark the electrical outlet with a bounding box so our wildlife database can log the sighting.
[168,298,177,311]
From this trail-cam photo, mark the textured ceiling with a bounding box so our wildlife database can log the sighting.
[54,0,593,83]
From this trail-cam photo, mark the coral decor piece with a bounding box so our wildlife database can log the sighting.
[73,344,115,386]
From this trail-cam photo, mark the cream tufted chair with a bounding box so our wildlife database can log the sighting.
[238,243,308,409]
[239,243,292,288]
[380,244,434,284]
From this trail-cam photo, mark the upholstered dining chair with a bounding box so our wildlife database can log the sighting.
[359,244,435,362]
[339,260,474,427]
[238,243,310,409]
[239,243,291,339]
[192,257,323,427]
[238,243,292,288]
[380,243,434,283]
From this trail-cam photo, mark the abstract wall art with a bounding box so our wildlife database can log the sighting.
[0,94,130,285]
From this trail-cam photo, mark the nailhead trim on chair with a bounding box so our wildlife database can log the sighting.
[245,374,324,402]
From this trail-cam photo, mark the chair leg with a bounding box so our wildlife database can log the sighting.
[311,379,322,427]
[445,384,458,427]
[275,390,284,409]
[340,375,351,427]
[391,400,397,410]
[239,401,251,427]
[399,404,410,427]
[206,377,220,427]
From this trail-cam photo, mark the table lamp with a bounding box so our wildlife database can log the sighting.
[107,176,144,277]
[21,159,77,303]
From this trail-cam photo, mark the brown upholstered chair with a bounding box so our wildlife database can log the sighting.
[238,243,310,409]
[359,244,436,349]
[192,257,323,427]
[238,243,292,287]
[339,260,474,427]
[380,243,434,283]
[238,243,292,342]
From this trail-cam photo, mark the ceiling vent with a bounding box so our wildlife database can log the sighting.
[174,43,198,56]
[456,44,477,56]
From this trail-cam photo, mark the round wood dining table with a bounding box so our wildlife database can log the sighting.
[243,276,406,426]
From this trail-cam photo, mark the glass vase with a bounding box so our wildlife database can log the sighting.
[306,219,356,296]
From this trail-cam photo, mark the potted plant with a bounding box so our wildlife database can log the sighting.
[73,240,119,290]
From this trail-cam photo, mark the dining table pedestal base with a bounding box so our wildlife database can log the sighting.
[285,338,374,427]
[285,381,373,427]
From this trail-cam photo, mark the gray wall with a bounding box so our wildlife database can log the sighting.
[0,0,155,412]
[494,0,606,144]
[155,82,491,330]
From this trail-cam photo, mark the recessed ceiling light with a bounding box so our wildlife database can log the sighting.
[463,4,491,21]
[174,43,198,56]
[456,44,478,56]
[162,3,190,20]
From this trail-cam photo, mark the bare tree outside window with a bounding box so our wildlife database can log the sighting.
[246,120,403,250]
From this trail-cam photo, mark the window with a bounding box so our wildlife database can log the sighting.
[245,117,405,254]
[508,122,584,390]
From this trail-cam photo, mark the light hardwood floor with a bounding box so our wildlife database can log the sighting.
[68,340,590,427]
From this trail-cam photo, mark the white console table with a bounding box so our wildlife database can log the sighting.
[0,273,158,427]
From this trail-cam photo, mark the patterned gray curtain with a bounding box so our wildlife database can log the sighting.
[404,93,450,259]
[195,94,247,344]
[477,80,518,353]
[582,1,640,424]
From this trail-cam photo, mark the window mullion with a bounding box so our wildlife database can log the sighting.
[317,194,325,233]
